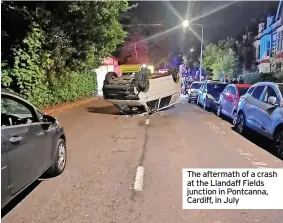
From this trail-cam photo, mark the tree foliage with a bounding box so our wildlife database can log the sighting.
[2,1,129,108]
[203,39,237,80]
[119,25,149,64]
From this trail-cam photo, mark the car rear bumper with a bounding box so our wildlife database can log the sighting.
[188,93,198,101]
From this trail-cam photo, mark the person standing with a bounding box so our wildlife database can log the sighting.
[224,75,229,84]
[238,76,244,84]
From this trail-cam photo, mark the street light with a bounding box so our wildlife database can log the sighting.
[182,20,189,28]
[190,48,194,52]
[183,20,204,81]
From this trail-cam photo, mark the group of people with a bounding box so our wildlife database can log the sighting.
[222,75,244,84]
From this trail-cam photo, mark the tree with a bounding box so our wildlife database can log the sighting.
[2,1,129,107]
[212,48,237,80]
[120,25,150,64]
[203,41,237,80]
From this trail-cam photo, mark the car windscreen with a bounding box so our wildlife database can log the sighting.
[207,83,227,94]
[278,84,283,96]
[238,87,250,96]
[190,83,201,89]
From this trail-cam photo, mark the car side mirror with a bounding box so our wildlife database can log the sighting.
[42,115,56,124]
[267,96,277,106]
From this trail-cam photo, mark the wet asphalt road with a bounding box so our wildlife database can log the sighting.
[2,96,283,223]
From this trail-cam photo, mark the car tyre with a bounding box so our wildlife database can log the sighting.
[196,97,199,106]
[216,104,222,117]
[273,128,283,160]
[135,71,149,92]
[104,72,118,84]
[236,112,246,135]
[169,68,179,83]
[46,138,67,177]
[203,99,207,110]
[232,111,238,126]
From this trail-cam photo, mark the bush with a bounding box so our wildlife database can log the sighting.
[241,71,283,85]
[242,72,260,84]
[1,23,97,109]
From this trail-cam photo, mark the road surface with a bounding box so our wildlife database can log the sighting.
[2,96,283,223]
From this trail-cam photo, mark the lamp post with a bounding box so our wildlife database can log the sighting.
[183,20,204,81]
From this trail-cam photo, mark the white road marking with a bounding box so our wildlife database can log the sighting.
[252,161,267,166]
[145,119,150,125]
[134,166,144,192]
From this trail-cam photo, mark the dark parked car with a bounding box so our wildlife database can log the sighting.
[1,90,67,208]
[188,81,202,103]
[216,84,251,125]
[197,81,227,111]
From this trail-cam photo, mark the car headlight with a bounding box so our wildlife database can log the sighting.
[207,94,214,100]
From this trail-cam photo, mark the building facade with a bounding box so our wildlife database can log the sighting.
[255,0,283,73]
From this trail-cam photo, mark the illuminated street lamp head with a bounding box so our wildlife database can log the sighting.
[190,48,194,52]
[183,20,189,27]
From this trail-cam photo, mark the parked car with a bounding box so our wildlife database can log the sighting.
[1,90,67,208]
[216,84,251,125]
[188,81,202,103]
[103,68,181,114]
[235,82,283,159]
[182,79,193,95]
[197,81,227,111]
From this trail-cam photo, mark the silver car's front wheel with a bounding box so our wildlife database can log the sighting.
[236,113,245,134]
[232,111,237,126]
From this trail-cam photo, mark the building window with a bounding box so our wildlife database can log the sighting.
[276,32,281,53]
[258,45,260,60]
[276,62,282,71]
[267,41,271,56]
[278,30,283,53]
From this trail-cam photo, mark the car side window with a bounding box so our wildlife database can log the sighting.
[223,86,228,93]
[1,96,37,127]
[262,86,278,104]
[226,86,231,94]
[231,86,237,95]
[247,86,255,95]
[251,86,265,100]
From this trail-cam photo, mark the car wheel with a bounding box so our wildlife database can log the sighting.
[216,104,222,117]
[196,97,199,106]
[274,129,283,159]
[46,138,67,177]
[104,72,118,84]
[135,71,149,92]
[169,67,179,83]
[203,99,207,110]
[232,111,237,126]
[236,112,246,135]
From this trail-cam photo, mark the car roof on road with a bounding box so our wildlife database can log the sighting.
[234,84,251,88]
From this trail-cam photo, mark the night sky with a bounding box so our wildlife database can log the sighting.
[131,1,279,55]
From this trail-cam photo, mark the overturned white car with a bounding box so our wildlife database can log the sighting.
[102,68,181,114]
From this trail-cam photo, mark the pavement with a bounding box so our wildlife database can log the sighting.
[2,96,283,223]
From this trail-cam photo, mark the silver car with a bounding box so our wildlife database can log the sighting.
[235,82,283,159]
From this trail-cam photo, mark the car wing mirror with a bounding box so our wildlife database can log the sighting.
[42,115,56,124]
[267,96,277,106]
